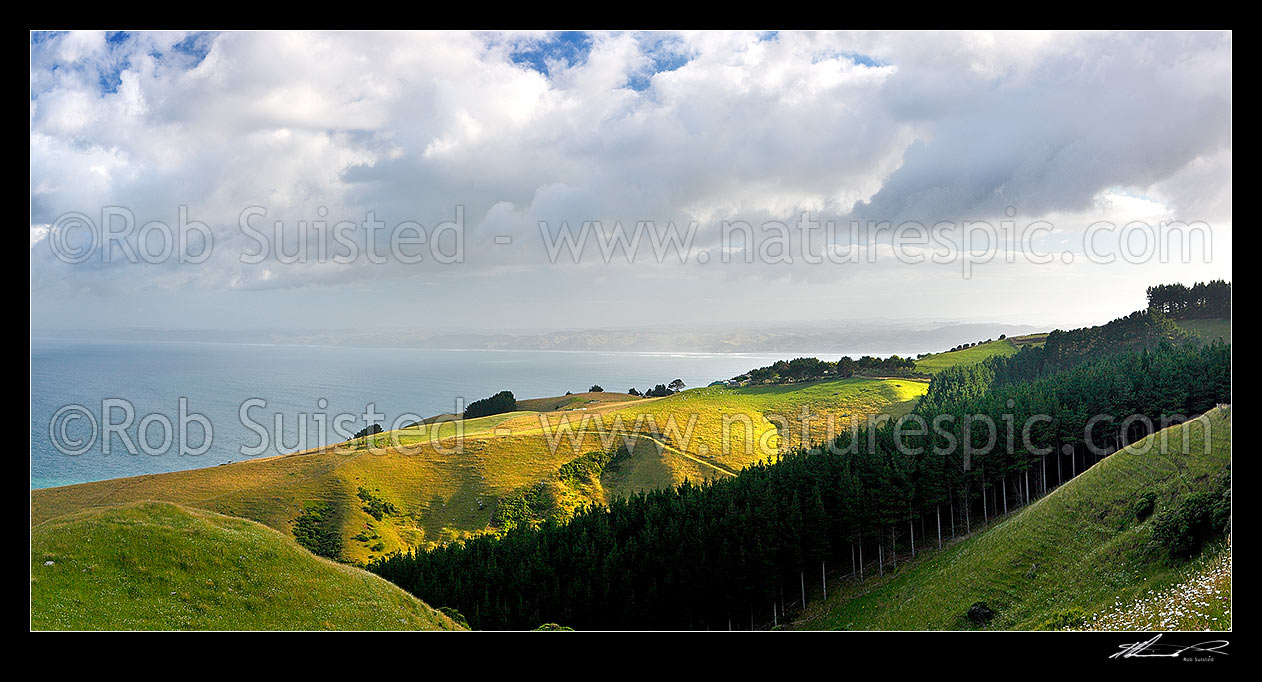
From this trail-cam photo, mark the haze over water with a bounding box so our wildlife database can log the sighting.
[31,338,883,489]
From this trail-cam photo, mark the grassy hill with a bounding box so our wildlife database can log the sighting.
[31,501,462,630]
[516,391,641,412]
[795,405,1231,630]
[1073,548,1230,630]
[33,377,928,564]
[914,338,1018,375]
[1007,333,1048,348]
[1176,317,1231,344]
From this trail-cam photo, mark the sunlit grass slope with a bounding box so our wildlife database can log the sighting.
[1176,318,1231,344]
[516,391,641,412]
[33,378,927,563]
[30,501,462,630]
[796,405,1231,630]
[914,339,1018,375]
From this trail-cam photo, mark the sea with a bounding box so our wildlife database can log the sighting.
[31,338,871,489]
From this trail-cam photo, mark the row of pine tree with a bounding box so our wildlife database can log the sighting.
[1145,280,1231,319]
[370,333,1230,630]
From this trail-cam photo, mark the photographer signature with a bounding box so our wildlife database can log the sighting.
[1110,634,1229,659]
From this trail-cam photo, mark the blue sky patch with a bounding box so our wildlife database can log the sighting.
[627,34,691,91]
[844,52,884,68]
[30,31,66,46]
[810,49,887,68]
[173,31,215,67]
[98,33,132,94]
[31,31,218,96]
[509,31,593,77]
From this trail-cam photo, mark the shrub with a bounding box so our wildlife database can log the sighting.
[292,501,342,560]
[491,483,554,531]
[464,390,516,419]
[439,607,470,629]
[533,623,574,631]
[1036,607,1087,630]
[1152,474,1231,559]
[1130,491,1157,522]
[357,487,399,521]
[557,445,628,487]
[589,385,603,392]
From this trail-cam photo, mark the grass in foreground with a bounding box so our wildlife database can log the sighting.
[1073,544,1230,631]
[31,501,462,630]
[796,405,1231,630]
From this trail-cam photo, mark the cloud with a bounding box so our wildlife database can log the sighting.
[29,30,1232,330]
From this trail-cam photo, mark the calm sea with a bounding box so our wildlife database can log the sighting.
[31,338,864,489]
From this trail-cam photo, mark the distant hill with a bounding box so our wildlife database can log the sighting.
[32,378,928,564]
[39,321,1045,355]
[795,405,1231,630]
[914,338,1018,375]
[1176,318,1231,344]
[31,501,462,630]
[515,391,641,412]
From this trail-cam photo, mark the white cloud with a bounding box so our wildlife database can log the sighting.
[30,224,50,247]
[29,30,1232,331]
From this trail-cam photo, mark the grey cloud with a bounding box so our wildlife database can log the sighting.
[29,30,1232,332]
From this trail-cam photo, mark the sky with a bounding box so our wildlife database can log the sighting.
[29,30,1232,334]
